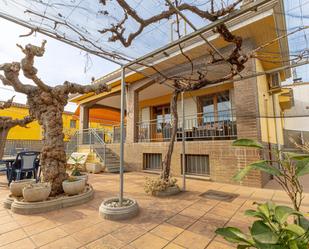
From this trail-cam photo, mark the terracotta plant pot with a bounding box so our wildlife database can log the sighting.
[10,179,36,197]
[22,183,51,202]
[62,179,85,195]
[86,163,101,174]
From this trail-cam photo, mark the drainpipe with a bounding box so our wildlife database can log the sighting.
[181,92,186,191]
[119,67,126,205]
[264,97,273,174]
[272,94,282,155]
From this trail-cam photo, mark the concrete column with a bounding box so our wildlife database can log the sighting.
[126,85,139,143]
[79,105,89,132]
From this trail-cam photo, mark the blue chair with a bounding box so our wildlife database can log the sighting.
[8,151,40,185]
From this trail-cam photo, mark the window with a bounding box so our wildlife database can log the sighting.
[198,91,232,124]
[201,95,215,123]
[143,153,162,171]
[153,105,171,132]
[70,120,77,128]
[181,154,210,176]
[217,91,232,121]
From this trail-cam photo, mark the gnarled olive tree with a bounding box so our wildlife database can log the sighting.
[0,96,33,159]
[0,41,110,195]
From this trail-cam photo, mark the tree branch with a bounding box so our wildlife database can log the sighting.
[0,63,34,94]
[0,116,33,129]
[99,0,243,47]
[0,96,15,110]
[17,40,51,92]
[62,81,111,95]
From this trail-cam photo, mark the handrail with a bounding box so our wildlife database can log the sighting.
[136,109,237,142]
[136,109,236,124]
[88,128,106,164]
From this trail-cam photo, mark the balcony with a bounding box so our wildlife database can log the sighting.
[137,110,237,142]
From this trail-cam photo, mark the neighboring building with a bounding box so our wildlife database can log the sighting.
[282,82,309,147]
[70,0,293,187]
[0,102,120,155]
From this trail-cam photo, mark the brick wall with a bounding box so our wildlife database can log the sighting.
[233,58,260,140]
[105,140,266,188]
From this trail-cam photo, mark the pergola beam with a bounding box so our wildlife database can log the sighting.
[124,0,271,68]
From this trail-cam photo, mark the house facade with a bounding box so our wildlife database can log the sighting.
[281,82,309,147]
[0,102,119,155]
[70,0,293,187]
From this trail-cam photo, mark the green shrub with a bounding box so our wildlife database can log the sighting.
[216,202,309,249]
[232,139,309,211]
[144,177,178,195]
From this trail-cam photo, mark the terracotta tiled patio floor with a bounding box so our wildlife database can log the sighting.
[0,172,309,249]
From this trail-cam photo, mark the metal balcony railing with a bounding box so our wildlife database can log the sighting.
[137,109,237,142]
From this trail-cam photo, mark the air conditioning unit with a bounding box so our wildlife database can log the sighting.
[269,72,281,89]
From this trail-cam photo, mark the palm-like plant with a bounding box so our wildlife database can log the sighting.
[70,155,85,176]
[232,139,309,211]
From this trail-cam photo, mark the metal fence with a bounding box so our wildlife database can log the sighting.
[284,129,309,149]
[4,140,43,156]
[137,110,237,142]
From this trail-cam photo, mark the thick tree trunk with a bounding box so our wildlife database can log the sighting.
[28,92,68,196]
[161,90,179,180]
[0,128,9,159]
[40,110,67,196]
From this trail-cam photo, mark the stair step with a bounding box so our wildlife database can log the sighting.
[107,167,120,170]
[106,163,120,166]
[106,159,119,163]
[105,156,119,160]
[93,147,123,173]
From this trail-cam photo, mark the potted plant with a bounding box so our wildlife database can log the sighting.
[86,162,101,174]
[62,176,86,195]
[144,177,180,197]
[22,182,51,202]
[70,155,88,183]
[10,179,36,197]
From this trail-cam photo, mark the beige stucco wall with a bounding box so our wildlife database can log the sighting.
[256,58,284,145]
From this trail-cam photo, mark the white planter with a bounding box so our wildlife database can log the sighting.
[74,174,88,184]
[22,183,51,202]
[99,197,139,220]
[154,185,181,197]
[86,163,101,174]
[10,179,36,197]
[62,179,85,196]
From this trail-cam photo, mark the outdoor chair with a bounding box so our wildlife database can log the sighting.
[8,151,40,185]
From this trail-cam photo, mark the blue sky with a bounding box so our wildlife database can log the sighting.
[0,18,119,112]
[284,0,309,82]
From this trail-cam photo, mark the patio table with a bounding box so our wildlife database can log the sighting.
[2,156,17,165]
[0,156,17,183]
